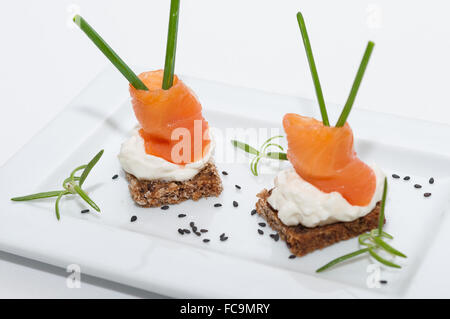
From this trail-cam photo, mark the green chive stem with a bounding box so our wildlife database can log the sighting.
[296,12,330,126]
[162,0,180,90]
[316,248,370,273]
[335,41,374,127]
[378,178,388,234]
[11,191,65,201]
[73,15,148,91]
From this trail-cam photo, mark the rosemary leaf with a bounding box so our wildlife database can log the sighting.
[55,191,69,221]
[79,150,104,187]
[316,248,370,273]
[373,237,407,258]
[265,152,288,160]
[231,140,260,156]
[11,191,66,201]
[73,185,100,212]
[369,248,401,268]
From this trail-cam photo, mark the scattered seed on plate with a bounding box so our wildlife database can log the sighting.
[288,255,296,259]
[183,229,191,234]
[220,236,229,241]
[403,176,410,181]
[161,205,169,210]
[251,209,257,216]
[424,192,432,198]
[235,184,241,190]
[220,233,225,238]
[429,177,435,184]
[178,228,184,235]
[189,222,195,227]
[258,222,266,227]
[178,214,186,218]
[414,184,422,189]
[81,209,90,214]
[222,171,228,176]
[214,203,222,208]
[200,229,208,233]
[379,280,388,284]
[192,226,198,232]
[258,229,264,235]
[195,231,201,237]
[392,174,400,179]
[112,174,119,180]
[233,201,239,207]
[203,239,210,243]
[130,215,137,222]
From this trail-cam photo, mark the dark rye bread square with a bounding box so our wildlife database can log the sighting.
[126,161,223,207]
[256,189,382,257]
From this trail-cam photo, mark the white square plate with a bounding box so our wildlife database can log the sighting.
[1,67,450,298]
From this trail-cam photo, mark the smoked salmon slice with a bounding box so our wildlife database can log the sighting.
[129,70,210,164]
[283,113,376,206]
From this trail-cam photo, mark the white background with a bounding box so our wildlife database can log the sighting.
[1,0,449,298]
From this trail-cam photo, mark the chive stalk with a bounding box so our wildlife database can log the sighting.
[162,0,181,90]
[335,41,374,127]
[296,12,330,126]
[73,15,148,91]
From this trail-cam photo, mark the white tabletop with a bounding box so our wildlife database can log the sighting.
[1,0,449,298]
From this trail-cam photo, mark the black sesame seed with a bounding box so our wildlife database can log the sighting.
[178,228,184,235]
[183,229,191,234]
[414,184,422,189]
[380,280,388,284]
[192,226,198,232]
[200,229,208,233]
[403,176,410,181]
[251,209,257,216]
[270,233,280,242]
[195,231,201,237]
[392,174,400,179]
[288,255,296,259]
[424,192,432,198]
[81,209,90,214]
[161,205,169,210]
[189,222,195,227]
[220,233,225,238]
[178,214,186,218]
[258,222,266,227]
[130,215,137,222]
[235,184,241,190]
[220,236,228,241]
[112,174,119,180]
[258,229,264,235]
[429,177,435,184]
[203,239,210,243]
[233,201,239,207]
[214,203,222,207]
[222,171,228,176]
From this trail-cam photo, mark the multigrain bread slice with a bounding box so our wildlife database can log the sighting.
[126,161,223,207]
[256,189,382,257]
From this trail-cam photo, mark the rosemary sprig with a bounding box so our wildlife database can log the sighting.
[231,136,288,176]
[162,0,180,90]
[11,150,104,220]
[335,41,374,127]
[316,178,407,272]
[73,15,148,91]
[296,12,330,126]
